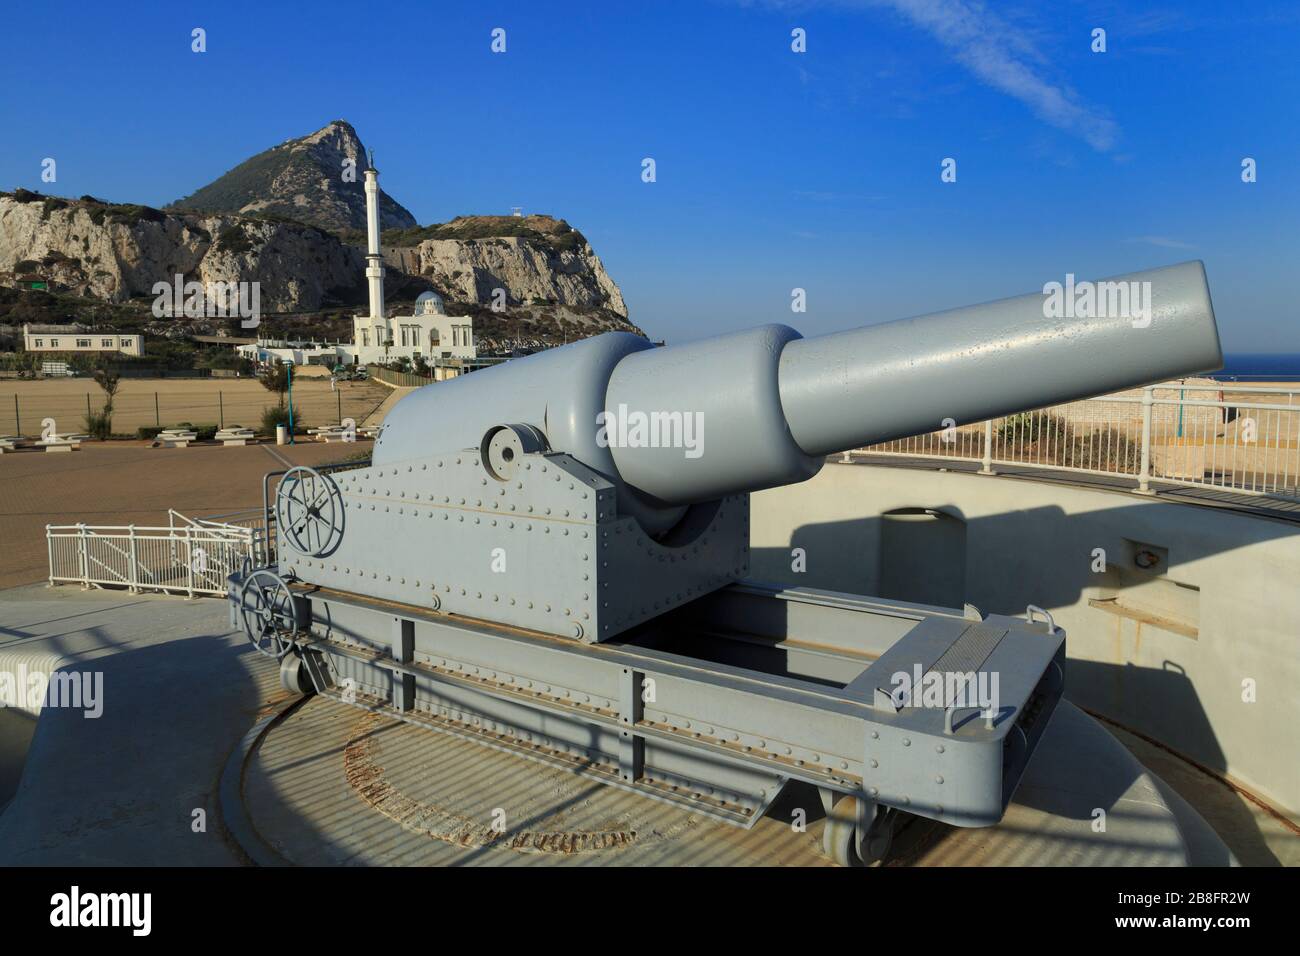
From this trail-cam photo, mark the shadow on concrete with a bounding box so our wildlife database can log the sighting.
[0,601,279,866]
[753,502,1298,866]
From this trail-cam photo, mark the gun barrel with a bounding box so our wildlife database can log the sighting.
[374,261,1221,534]
[778,260,1222,457]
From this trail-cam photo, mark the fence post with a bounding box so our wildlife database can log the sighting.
[155,392,160,427]
[77,523,89,589]
[46,527,55,587]
[128,525,139,593]
[219,391,224,429]
[1137,386,1155,495]
[980,419,994,475]
[14,394,19,437]
[186,528,195,600]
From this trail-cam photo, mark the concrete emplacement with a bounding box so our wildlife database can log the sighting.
[0,584,1236,866]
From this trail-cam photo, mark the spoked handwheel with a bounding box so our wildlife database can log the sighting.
[822,796,895,867]
[275,466,344,558]
[239,569,301,659]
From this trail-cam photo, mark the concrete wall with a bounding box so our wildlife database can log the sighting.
[751,462,1300,816]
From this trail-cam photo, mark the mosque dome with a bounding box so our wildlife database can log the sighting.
[415,291,446,316]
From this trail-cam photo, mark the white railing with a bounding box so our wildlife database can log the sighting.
[46,517,263,598]
[858,382,1300,503]
[197,508,273,564]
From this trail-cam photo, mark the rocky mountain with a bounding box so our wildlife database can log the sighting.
[0,121,636,345]
[167,120,416,234]
[381,215,627,317]
[0,191,362,312]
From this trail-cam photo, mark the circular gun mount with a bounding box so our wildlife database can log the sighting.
[276,466,344,557]
[239,569,301,659]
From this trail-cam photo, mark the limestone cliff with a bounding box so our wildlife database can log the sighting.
[381,215,627,318]
[0,192,362,312]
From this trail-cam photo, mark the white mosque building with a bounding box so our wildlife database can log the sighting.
[346,290,475,367]
[237,159,478,375]
[338,160,477,372]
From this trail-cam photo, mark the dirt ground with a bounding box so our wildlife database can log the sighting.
[0,439,372,589]
[0,375,391,437]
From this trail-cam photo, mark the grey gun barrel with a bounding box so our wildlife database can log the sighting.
[778,260,1221,457]
[375,260,1221,535]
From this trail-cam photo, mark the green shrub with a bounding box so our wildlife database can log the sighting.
[137,426,164,441]
[41,197,68,220]
[259,406,307,435]
[216,224,255,255]
[99,203,165,227]
[83,409,112,440]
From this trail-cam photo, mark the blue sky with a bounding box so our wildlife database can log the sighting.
[2,1,1297,349]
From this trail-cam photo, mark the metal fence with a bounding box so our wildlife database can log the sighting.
[368,366,434,388]
[369,359,506,388]
[198,507,274,565]
[0,379,383,438]
[46,511,264,597]
[859,382,1300,502]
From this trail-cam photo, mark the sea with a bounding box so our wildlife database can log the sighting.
[1210,353,1300,382]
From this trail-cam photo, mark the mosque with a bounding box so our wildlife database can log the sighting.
[341,161,477,372]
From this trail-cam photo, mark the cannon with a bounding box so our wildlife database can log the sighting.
[232,261,1220,864]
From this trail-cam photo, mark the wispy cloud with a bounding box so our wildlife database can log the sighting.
[750,0,1120,151]
[1125,235,1195,250]
[868,0,1119,150]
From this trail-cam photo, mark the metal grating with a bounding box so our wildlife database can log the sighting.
[926,623,1007,679]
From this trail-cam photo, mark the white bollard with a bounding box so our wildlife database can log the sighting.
[276,424,288,446]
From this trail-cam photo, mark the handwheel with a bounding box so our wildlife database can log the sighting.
[239,569,300,659]
[275,466,344,557]
[822,796,894,867]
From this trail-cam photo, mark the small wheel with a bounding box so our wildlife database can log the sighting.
[239,569,300,659]
[276,466,344,557]
[822,797,894,867]
[279,652,316,695]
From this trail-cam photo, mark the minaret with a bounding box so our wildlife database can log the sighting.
[364,151,386,332]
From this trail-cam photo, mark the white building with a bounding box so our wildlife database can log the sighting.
[346,290,475,366]
[236,340,343,367]
[23,324,144,357]
[227,160,481,379]
[336,163,477,371]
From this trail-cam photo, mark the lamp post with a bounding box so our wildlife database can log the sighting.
[287,361,295,445]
